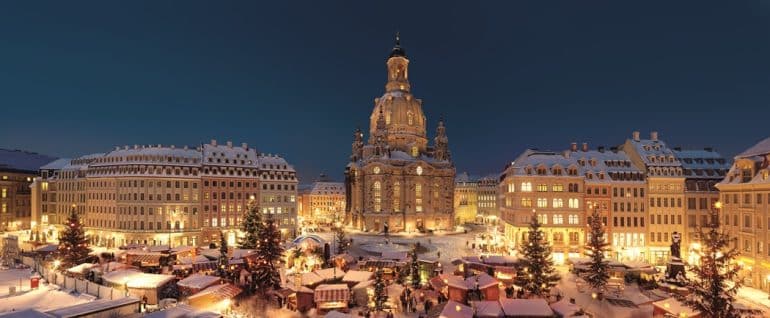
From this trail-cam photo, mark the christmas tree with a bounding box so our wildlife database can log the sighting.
[515,214,560,297]
[334,225,349,255]
[685,207,741,318]
[57,207,91,268]
[218,231,229,279]
[410,245,421,288]
[585,208,610,291]
[239,201,263,249]
[373,267,388,312]
[255,213,284,292]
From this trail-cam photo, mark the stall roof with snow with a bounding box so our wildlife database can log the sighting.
[45,297,140,318]
[141,304,221,318]
[177,274,221,290]
[188,284,242,303]
[101,269,175,288]
[465,273,499,289]
[313,284,350,303]
[652,297,699,317]
[500,299,554,317]
[549,299,582,317]
[440,300,474,318]
[471,301,504,318]
[342,270,373,283]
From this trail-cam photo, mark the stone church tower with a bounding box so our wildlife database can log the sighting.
[344,35,456,233]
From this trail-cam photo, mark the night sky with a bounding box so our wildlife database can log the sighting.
[1,1,769,182]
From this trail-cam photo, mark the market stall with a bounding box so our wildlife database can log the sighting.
[342,270,373,288]
[500,299,554,318]
[101,269,176,305]
[177,274,221,296]
[652,297,700,318]
[471,300,504,318]
[187,283,242,313]
[439,300,474,318]
[313,284,350,313]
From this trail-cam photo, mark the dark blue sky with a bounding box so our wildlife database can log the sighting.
[1,1,769,182]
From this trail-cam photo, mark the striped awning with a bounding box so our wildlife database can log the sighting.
[363,260,397,269]
[192,261,219,272]
[314,284,350,303]
[131,254,162,266]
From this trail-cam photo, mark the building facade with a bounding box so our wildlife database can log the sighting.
[454,173,478,225]
[344,36,456,233]
[30,140,298,248]
[0,149,57,232]
[499,132,727,265]
[298,179,345,227]
[716,137,770,291]
[477,176,500,224]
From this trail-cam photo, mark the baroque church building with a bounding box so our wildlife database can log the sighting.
[344,35,456,233]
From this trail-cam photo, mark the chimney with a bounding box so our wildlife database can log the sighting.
[651,131,658,141]
[632,131,640,141]
[570,142,578,152]
[582,143,588,152]
[133,144,138,149]
[598,146,605,153]
[563,150,571,158]
[242,142,248,150]
[211,139,217,146]
[114,146,120,151]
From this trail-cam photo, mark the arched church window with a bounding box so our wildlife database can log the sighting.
[373,181,382,212]
[411,146,419,157]
[386,112,391,124]
[393,182,401,212]
[407,112,414,125]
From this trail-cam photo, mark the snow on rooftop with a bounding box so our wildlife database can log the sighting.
[652,297,699,317]
[0,149,57,173]
[439,300,474,318]
[141,304,220,318]
[101,269,175,288]
[465,273,499,289]
[177,274,220,290]
[45,297,139,318]
[342,270,373,283]
[500,299,554,317]
[471,300,504,318]
[737,136,770,158]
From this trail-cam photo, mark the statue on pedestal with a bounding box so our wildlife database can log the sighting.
[665,232,686,285]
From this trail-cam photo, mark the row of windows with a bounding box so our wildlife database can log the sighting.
[650,214,682,225]
[649,197,683,208]
[612,187,645,198]
[613,216,645,227]
[520,198,580,209]
[535,214,580,225]
[723,192,770,205]
[613,202,645,213]
[686,197,717,210]
[515,182,580,193]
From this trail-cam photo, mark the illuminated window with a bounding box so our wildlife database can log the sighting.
[537,198,548,208]
[1,188,5,198]
[537,184,548,192]
[393,182,400,212]
[553,214,564,224]
[373,181,381,212]
[416,183,423,212]
[552,184,563,192]
[407,112,414,125]
[568,215,579,224]
[411,147,419,157]
[552,198,563,208]
[568,198,580,209]
[520,198,532,207]
[507,183,515,193]
[538,214,548,225]
[521,182,532,192]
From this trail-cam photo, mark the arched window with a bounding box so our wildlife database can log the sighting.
[415,183,423,212]
[373,182,382,212]
[393,182,400,212]
[407,112,414,125]
[411,146,419,157]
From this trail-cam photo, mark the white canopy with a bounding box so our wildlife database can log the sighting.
[102,269,175,289]
[177,274,220,290]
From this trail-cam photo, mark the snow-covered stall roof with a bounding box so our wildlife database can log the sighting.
[170,245,196,254]
[101,269,175,288]
[177,274,220,290]
[482,255,518,266]
[445,275,469,290]
[471,301,503,318]
[465,273,499,289]
[342,270,373,283]
[141,304,221,318]
[550,299,581,317]
[380,251,408,261]
[313,284,350,303]
[35,244,58,253]
[439,300,474,318]
[500,299,554,317]
[45,297,140,318]
[188,284,242,303]
[652,297,699,317]
[66,263,98,275]
[352,280,374,291]
[315,268,345,281]
[178,255,210,265]
[301,272,323,286]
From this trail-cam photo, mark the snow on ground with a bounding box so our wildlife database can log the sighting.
[737,286,770,311]
[0,269,92,313]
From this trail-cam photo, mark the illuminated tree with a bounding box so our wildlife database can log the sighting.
[515,214,560,297]
[685,208,741,318]
[56,207,91,268]
[585,208,610,291]
[410,245,421,288]
[255,213,284,292]
[334,225,350,255]
[373,267,388,312]
[218,231,229,279]
[239,201,263,249]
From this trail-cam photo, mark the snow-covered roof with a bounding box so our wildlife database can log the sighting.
[291,234,325,246]
[314,268,345,281]
[439,300,474,318]
[0,309,51,318]
[500,299,554,317]
[306,181,345,195]
[141,304,220,318]
[66,263,98,274]
[101,269,175,288]
[188,284,242,302]
[471,301,504,318]
[178,255,210,265]
[301,272,323,286]
[39,158,70,171]
[342,270,373,283]
[737,137,770,158]
[0,149,57,173]
[502,148,643,183]
[549,299,581,317]
[45,297,140,318]
[177,274,220,290]
[652,297,699,317]
[465,273,499,289]
[445,275,469,290]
